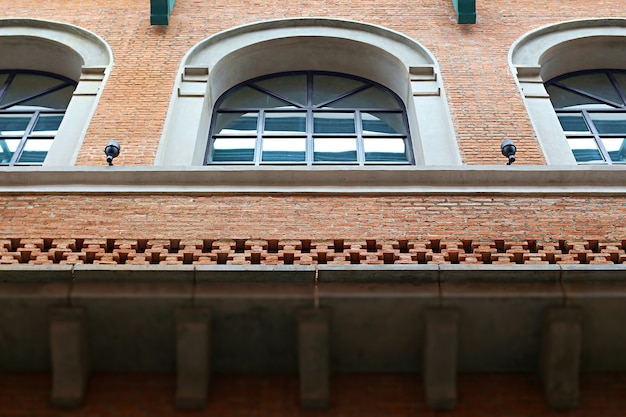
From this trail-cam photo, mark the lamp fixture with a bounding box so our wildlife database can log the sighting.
[501,139,516,165]
[104,140,120,166]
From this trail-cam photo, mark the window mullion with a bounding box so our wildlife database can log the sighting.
[607,72,626,108]
[255,110,264,165]
[355,110,365,165]
[10,111,40,165]
[583,110,612,164]
[306,72,314,166]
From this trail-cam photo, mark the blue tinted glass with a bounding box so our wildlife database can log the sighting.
[214,113,258,135]
[264,112,306,134]
[0,139,20,163]
[17,139,53,164]
[364,138,408,162]
[261,138,306,162]
[0,114,31,137]
[590,113,626,134]
[557,114,589,132]
[314,112,355,134]
[211,138,256,162]
[567,138,604,163]
[362,112,405,135]
[313,138,357,162]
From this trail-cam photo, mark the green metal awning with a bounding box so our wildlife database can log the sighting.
[452,0,476,24]
[150,0,175,25]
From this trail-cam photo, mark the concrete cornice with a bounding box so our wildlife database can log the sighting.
[1,166,626,194]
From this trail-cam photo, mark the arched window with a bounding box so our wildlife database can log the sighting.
[0,70,77,165]
[510,18,626,165]
[207,71,412,165]
[545,69,626,164]
[0,18,113,166]
[157,18,460,168]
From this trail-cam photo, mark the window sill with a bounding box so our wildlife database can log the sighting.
[2,165,626,194]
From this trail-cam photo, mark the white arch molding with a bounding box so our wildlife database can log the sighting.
[510,18,626,165]
[156,18,460,167]
[0,18,113,166]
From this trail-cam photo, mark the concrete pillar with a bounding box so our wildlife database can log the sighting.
[49,307,89,408]
[423,308,459,410]
[296,307,330,409]
[541,307,583,409]
[175,307,211,409]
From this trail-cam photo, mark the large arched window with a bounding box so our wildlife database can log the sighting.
[510,18,626,165]
[0,18,113,166]
[0,70,77,165]
[207,71,412,165]
[157,18,460,168]
[545,69,626,164]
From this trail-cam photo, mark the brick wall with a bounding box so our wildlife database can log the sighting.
[1,194,626,243]
[2,0,624,165]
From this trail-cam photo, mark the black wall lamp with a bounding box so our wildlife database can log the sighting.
[104,140,120,166]
[501,139,516,165]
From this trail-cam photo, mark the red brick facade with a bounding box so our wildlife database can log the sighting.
[1,1,626,415]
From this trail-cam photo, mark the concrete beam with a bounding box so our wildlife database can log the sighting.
[423,308,459,410]
[49,307,89,408]
[175,307,211,409]
[297,307,330,408]
[540,307,583,409]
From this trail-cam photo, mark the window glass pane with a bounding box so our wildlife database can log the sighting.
[312,75,364,106]
[17,138,53,164]
[0,73,66,107]
[314,112,355,134]
[264,112,306,134]
[615,73,626,100]
[261,138,306,162]
[21,86,75,110]
[559,73,622,105]
[32,114,64,136]
[214,112,258,135]
[589,113,626,134]
[255,74,306,106]
[0,73,8,89]
[546,85,610,110]
[211,138,256,162]
[0,138,20,163]
[362,112,405,135]
[220,86,292,109]
[313,138,357,162]
[567,138,604,163]
[0,114,32,137]
[557,114,589,132]
[601,138,626,163]
[364,138,408,162]
[324,86,400,109]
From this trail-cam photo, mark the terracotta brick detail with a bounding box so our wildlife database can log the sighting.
[2,238,625,266]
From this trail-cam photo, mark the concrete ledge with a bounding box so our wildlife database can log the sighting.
[2,166,626,194]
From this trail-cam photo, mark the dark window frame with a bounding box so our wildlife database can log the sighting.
[0,70,77,166]
[545,69,626,165]
[205,71,414,166]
